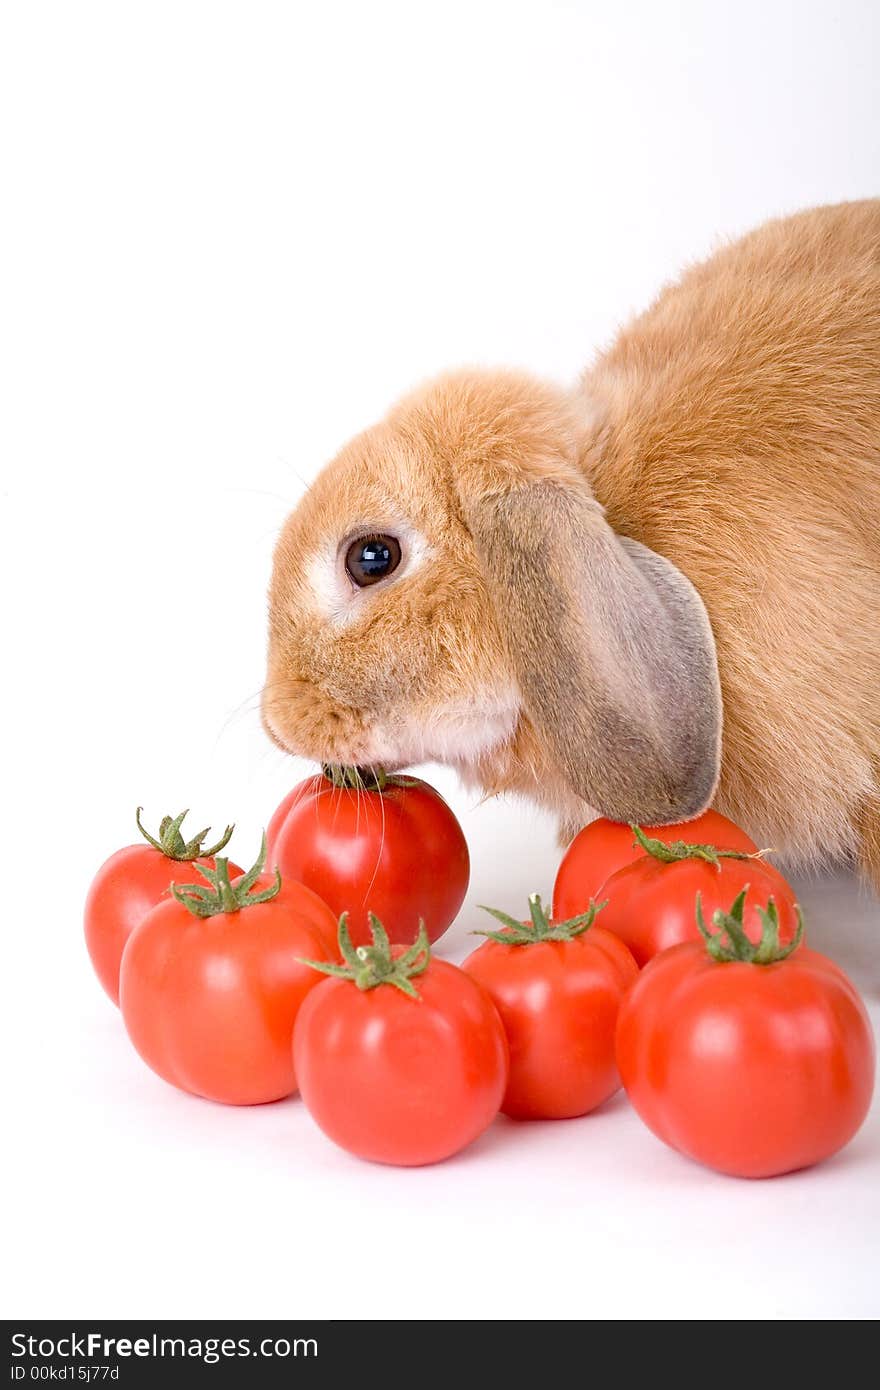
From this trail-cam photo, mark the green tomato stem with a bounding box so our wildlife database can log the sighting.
[299,913,431,999]
[135,805,235,861]
[473,892,606,946]
[319,764,420,793]
[696,888,804,964]
[629,822,757,868]
[170,832,280,919]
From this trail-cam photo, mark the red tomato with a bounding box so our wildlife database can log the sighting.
[462,895,638,1119]
[598,844,800,967]
[119,838,337,1105]
[553,811,757,919]
[293,918,508,1164]
[84,808,242,1005]
[616,894,875,1178]
[267,766,469,949]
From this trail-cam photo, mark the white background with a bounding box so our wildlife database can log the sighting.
[2,0,879,1321]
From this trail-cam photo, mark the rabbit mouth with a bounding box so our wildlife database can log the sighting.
[261,674,373,765]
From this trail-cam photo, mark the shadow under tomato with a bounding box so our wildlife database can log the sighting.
[444,1087,632,1168]
[625,1124,879,1187]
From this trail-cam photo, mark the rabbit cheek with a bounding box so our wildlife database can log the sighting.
[361,684,521,770]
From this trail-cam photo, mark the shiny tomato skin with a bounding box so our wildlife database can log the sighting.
[266,785,300,852]
[84,845,243,1005]
[616,942,876,1178]
[553,812,757,919]
[293,958,509,1165]
[598,857,799,967]
[462,928,638,1119]
[119,878,337,1105]
[268,775,469,948]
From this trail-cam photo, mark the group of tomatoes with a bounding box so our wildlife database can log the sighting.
[85,767,875,1179]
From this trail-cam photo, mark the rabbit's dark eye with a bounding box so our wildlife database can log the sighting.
[344,533,402,587]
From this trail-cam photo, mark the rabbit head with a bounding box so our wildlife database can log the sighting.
[262,369,722,825]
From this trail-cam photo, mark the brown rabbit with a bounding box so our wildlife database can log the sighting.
[263,200,880,887]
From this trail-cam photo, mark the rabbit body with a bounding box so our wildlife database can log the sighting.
[264,201,880,887]
[581,200,880,880]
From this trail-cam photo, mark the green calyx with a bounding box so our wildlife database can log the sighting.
[299,914,431,999]
[136,806,234,861]
[696,888,804,964]
[474,891,606,946]
[320,764,418,793]
[170,832,281,919]
[630,823,755,869]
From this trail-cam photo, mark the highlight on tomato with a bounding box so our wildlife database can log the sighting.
[293,915,509,1165]
[119,835,337,1105]
[616,891,876,1178]
[553,810,757,919]
[462,894,638,1120]
[84,807,242,1005]
[267,764,470,949]
[584,825,800,967]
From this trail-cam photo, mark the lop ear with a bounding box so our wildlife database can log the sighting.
[464,477,722,824]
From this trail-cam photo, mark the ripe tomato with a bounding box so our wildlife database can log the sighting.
[293,917,509,1164]
[596,829,799,967]
[267,765,469,949]
[553,811,757,919]
[84,808,241,1005]
[462,895,638,1119]
[616,893,875,1178]
[119,838,337,1105]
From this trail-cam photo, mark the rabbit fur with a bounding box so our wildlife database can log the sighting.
[263,200,880,888]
